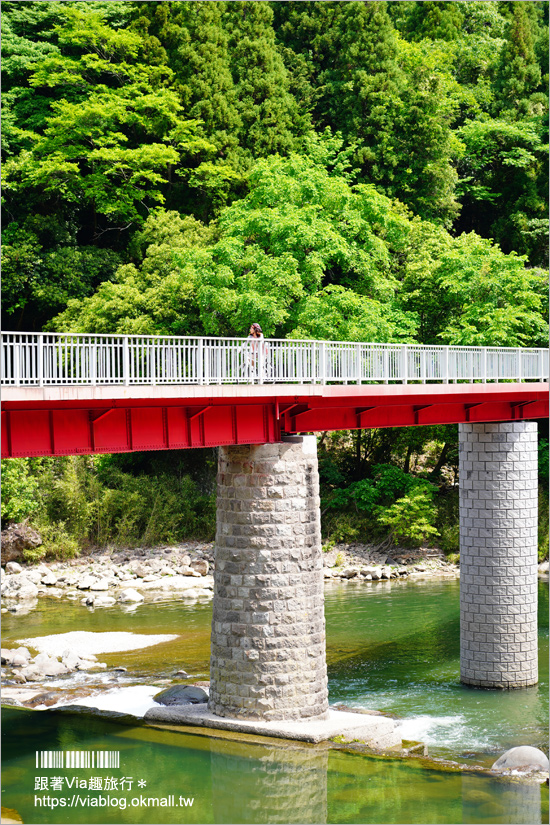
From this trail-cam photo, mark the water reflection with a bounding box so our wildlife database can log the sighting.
[461,773,541,825]
[210,742,328,824]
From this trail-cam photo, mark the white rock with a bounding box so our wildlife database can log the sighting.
[41,572,58,586]
[1,576,39,599]
[92,595,116,607]
[138,574,214,592]
[90,579,110,591]
[491,746,549,773]
[76,576,98,590]
[117,588,144,604]
[181,589,200,598]
[5,562,23,574]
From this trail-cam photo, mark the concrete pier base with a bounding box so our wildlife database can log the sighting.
[144,703,402,747]
[209,436,329,721]
[459,422,538,688]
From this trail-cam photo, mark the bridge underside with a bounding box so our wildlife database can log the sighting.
[2,383,547,458]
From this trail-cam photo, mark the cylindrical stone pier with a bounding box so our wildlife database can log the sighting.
[209,435,329,721]
[459,421,538,688]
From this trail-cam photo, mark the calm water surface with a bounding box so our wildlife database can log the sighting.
[2,578,548,824]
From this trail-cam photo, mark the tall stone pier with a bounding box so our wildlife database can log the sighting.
[209,436,329,721]
[459,422,538,688]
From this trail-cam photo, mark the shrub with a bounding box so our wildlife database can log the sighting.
[35,522,80,561]
[1,458,40,524]
[376,485,439,545]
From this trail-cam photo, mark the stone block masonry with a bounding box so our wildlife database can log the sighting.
[459,422,538,688]
[209,436,329,721]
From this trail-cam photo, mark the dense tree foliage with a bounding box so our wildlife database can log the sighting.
[3,0,548,333]
[1,2,548,556]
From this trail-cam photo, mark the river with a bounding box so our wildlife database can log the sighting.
[1,578,548,824]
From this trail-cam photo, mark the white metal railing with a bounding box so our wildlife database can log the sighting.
[1,333,548,388]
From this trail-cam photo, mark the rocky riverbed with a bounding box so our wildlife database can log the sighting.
[2,539,548,615]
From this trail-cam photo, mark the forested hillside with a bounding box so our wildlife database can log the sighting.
[2,1,548,558]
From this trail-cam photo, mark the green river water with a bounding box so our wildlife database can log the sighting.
[1,578,548,824]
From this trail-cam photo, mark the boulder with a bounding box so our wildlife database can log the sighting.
[41,571,58,586]
[1,648,14,665]
[132,563,150,578]
[1,522,42,565]
[381,566,392,580]
[153,685,208,706]
[181,589,200,598]
[341,567,360,579]
[91,595,116,607]
[190,559,209,576]
[5,562,23,575]
[62,651,82,671]
[89,579,110,591]
[19,666,44,682]
[76,575,99,590]
[1,576,39,600]
[491,746,549,773]
[117,588,144,603]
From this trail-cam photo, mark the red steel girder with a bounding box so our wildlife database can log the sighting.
[2,382,547,457]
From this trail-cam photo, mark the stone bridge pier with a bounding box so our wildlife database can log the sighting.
[209,436,329,721]
[459,422,538,688]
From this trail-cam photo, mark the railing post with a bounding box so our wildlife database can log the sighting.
[540,348,545,382]
[151,343,157,386]
[517,347,522,383]
[356,343,361,384]
[259,339,265,385]
[38,336,44,387]
[482,347,487,384]
[204,340,210,385]
[91,340,97,386]
[402,344,408,384]
[421,348,426,384]
[123,337,130,386]
[14,342,21,387]
[443,346,449,384]
[383,347,389,384]
[320,341,326,385]
[197,339,204,385]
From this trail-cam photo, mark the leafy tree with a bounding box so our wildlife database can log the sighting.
[225,1,304,160]
[402,223,548,346]
[456,118,548,264]
[1,1,220,329]
[275,1,460,224]
[403,2,465,42]
[493,1,544,119]
[53,209,214,335]
[377,484,439,545]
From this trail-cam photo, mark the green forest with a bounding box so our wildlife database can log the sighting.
[2,1,548,560]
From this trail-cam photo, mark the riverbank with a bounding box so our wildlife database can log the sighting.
[3,540,549,616]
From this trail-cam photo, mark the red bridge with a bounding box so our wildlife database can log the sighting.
[2,333,548,457]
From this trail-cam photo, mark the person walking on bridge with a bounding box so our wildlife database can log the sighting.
[243,323,270,381]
